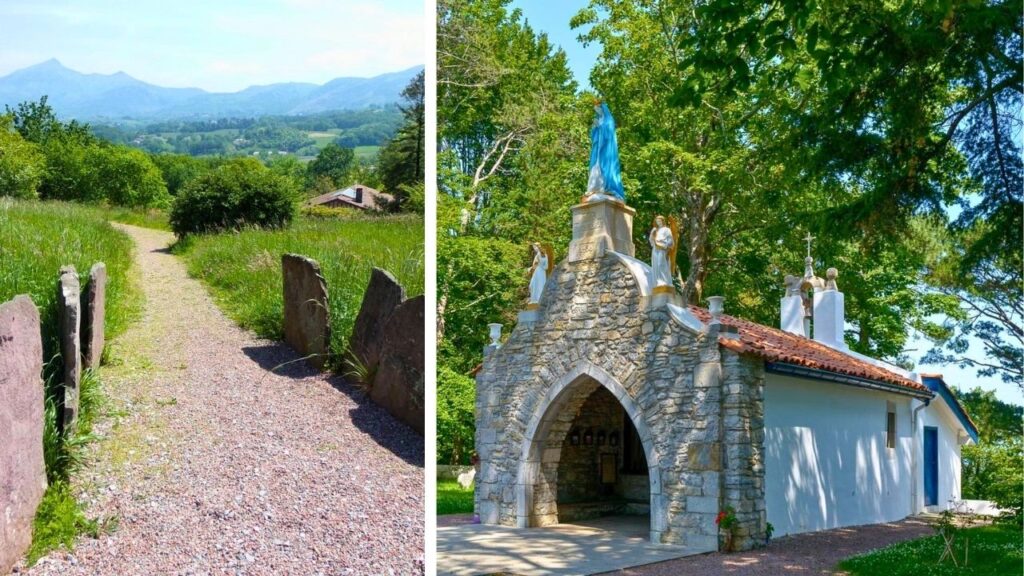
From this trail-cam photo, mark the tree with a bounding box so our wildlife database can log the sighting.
[6,96,92,146]
[0,114,45,199]
[86,145,170,208]
[377,71,425,205]
[675,0,1022,377]
[437,366,477,465]
[306,144,355,190]
[150,153,215,196]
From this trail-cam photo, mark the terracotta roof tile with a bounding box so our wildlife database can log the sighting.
[689,306,929,394]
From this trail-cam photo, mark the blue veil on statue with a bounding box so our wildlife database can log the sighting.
[587,102,625,201]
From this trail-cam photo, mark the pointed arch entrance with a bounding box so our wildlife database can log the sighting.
[515,361,667,543]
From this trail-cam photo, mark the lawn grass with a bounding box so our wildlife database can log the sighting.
[438,480,475,516]
[837,523,1023,576]
[0,198,140,565]
[174,213,423,370]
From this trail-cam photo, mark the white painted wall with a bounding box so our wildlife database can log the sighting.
[919,401,964,512]
[764,374,914,537]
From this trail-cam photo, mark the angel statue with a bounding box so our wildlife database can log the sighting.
[649,215,678,290]
[586,101,625,201]
[528,243,555,306]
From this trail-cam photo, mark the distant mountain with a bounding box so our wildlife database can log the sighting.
[0,59,422,121]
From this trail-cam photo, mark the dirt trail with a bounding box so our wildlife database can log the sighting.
[23,224,424,575]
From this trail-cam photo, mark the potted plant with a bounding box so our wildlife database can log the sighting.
[765,522,774,546]
[715,506,738,552]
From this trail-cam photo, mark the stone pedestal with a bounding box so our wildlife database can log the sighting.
[567,196,636,262]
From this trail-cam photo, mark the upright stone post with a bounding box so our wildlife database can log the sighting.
[281,254,331,370]
[720,348,767,550]
[82,262,107,369]
[0,296,47,574]
[58,265,81,434]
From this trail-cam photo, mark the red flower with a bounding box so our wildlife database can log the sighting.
[715,511,726,526]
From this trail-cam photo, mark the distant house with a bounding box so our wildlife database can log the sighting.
[307,184,392,211]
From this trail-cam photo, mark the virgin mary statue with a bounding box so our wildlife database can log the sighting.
[586,102,625,201]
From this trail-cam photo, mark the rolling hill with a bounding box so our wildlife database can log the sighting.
[0,59,422,121]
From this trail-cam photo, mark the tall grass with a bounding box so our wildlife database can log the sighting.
[175,213,424,369]
[0,199,138,564]
[0,198,142,376]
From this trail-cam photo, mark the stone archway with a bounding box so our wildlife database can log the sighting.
[515,361,667,543]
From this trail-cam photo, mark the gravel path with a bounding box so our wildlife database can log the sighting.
[595,518,934,576]
[20,224,423,575]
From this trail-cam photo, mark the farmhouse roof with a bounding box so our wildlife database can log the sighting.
[307,183,393,210]
[689,306,932,396]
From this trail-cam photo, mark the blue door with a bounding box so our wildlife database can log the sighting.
[924,427,938,506]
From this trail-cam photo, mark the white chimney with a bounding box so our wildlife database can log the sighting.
[812,267,846,349]
[780,274,805,336]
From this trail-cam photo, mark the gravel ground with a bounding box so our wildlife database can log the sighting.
[596,518,934,576]
[18,224,423,575]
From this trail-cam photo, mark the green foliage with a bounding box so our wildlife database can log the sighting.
[170,158,299,236]
[0,199,141,379]
[438,235,526,373]
[957,387,1023,444]
[437,366,476,465]
[437,479,475,516]
[962,439,1023,525]
[0,115,45,199]
[175,214,423,370]
[85,145,171,208]
[837,524,1022,576]
[306,144,356,190]
[377,71,425,205]
[6,98,170,208]
[26,481,101,565]
[149,153,218,195]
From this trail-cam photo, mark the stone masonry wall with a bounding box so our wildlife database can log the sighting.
[474,254,759,550]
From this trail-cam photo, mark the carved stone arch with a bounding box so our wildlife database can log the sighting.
[515,360,668,543]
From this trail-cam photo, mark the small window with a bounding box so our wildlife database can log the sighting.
[886,409,897,449]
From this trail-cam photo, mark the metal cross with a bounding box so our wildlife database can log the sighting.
[803,232,815,258]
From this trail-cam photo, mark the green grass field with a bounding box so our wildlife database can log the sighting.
[0,199,142,365]
[438,480,475,516]
[175,213,423,369]
[837,524,1023,576]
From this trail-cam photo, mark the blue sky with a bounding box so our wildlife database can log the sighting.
[0,0,424,92]
[509,0,1022,406]
[510,0,598,89]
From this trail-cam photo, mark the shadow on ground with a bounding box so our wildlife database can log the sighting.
[242,343,423,468]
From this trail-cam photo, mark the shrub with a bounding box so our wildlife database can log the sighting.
[0,116,45,198]
[437,366,476,465]
[170,158,299,236]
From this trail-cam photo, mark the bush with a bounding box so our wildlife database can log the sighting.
[0,116,45,198]
[437,366,476,465]
[170,158,299,236]
[963,438,1023,525]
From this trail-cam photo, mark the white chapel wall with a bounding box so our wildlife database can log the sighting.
[763,373,913,537]
[920,401,964,511]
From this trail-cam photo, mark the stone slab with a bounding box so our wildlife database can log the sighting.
[349,267,404,371]
[281,254,330,370]
[58,265,81,434]
[370,295,425,434]
[82,262,106,369]
[0,295,47,574]
[437,517,703,576]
